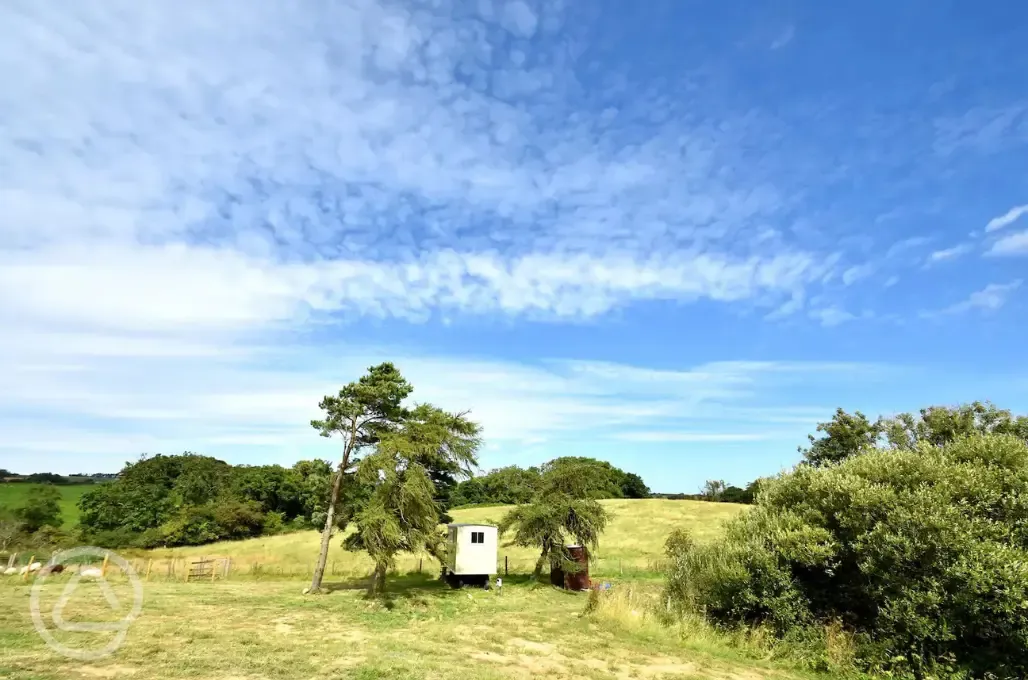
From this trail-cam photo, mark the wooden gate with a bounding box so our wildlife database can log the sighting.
[185,557,231,582]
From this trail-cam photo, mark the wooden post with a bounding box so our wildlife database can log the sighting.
[418,558,422,574]
[22,555,35,582]
[183,559,189,583]
[145,559,152,581]
[211,561,217,583]
[331,560,335,576]
[7,553,15,569]
[224,558,231,579]
[505,555,508,576]
[101,552,109,577]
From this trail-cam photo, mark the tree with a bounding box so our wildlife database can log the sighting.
[498,459,611,578]
[16,486,62,533]
[345,404,481,594]
[0,506,23,552]
[700,479,726,501]
[620,472,650,499]
[799,408,882,467]
[307,363,413,594]
[882,401,1028,449]
[801,402,1028,468]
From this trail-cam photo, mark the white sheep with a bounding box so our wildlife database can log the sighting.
[17,562,42,575]
[80,567,104,579]
[2,567,16,576]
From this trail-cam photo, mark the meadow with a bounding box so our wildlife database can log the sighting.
[134,499,749,580]
[0,498,840,680]
[0,483,95,529]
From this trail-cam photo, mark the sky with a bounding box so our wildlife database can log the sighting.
[1,1,1027,492]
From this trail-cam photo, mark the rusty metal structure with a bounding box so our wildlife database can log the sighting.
[549,545,590,590]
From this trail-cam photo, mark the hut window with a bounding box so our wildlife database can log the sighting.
[471,531,484,544]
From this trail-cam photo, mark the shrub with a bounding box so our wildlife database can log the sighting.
[665,434,1028,678]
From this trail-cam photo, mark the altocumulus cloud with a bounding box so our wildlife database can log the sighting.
[0,0,840,338]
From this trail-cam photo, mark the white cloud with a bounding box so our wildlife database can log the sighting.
[927,244,972,263]
[986,205,1028,233]
[0,0,853,342]
[0,328,885,472]
[614,431,779,443]
[810,307,856,327]
[841,264,874,285]
[929,280,1023,316]
[987,230,1028,256]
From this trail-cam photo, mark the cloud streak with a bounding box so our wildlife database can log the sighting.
[986,205,1028,233]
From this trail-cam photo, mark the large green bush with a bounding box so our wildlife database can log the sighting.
[666,434,1028,678]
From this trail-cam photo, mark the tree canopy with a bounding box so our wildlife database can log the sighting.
[800,401,1028,467]
[345,404,481,593]
[450,456,649,507]
[498,458,611,578]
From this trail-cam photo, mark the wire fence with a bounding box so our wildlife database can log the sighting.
[2,549,668,584]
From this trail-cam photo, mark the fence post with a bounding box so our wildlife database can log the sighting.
[505,555,508,576]
[146,560,152,582]
[22,555,35,582]
[224,558,231,579]
[418,558,422,574]
[101,552,110,577]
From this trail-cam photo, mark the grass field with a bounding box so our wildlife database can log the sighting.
[136,499,749,579]
[0,483,95,529]
[0,499,835,680]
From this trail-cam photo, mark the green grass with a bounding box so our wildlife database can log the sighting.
[1,574,829,679]
[0,483,95,529]
[136,498,749,579]
[0,499,846,679]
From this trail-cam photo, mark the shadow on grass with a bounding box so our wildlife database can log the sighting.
[321,571,552,607]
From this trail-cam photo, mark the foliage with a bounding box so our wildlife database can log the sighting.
[77,453,334,548]
[665,433,1028,678]
[701,479,726,501]
[498,458,611,577]
[23,472,74,485]
[308,362,414,592]
[345,404,481,593]
[15,485,63,532]
[450,456,649,507]
[0,508,23,552]
[801,401,1028,467]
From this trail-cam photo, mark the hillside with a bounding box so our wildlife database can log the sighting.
[0,483,94,529]
[140,498,748,578]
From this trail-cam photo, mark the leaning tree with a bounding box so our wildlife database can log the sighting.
[307,363,412,594]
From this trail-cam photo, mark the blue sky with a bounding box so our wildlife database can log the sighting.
[1,1,1026,492]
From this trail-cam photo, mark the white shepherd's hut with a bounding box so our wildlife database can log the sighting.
[441,523,497,589]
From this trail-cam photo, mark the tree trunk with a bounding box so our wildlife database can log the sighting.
[369,561,387,595]
[533,544,550,579]
[308,463,346,594]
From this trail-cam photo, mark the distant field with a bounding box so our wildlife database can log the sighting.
[137,498,749,579]
[0,483,94,529]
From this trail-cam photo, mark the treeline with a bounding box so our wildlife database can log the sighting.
[661,400,1028,678]
[0,470,116,484]
[75,455,344,549]
[449,457,650,507]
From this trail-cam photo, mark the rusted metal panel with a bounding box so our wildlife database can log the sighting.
[564,545,590,591]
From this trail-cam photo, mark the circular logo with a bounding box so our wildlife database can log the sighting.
[29,546,144,660]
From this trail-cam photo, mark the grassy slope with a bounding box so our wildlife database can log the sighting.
[0,499,832,680]
[0,483,94,529]
[139,498,748,578]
